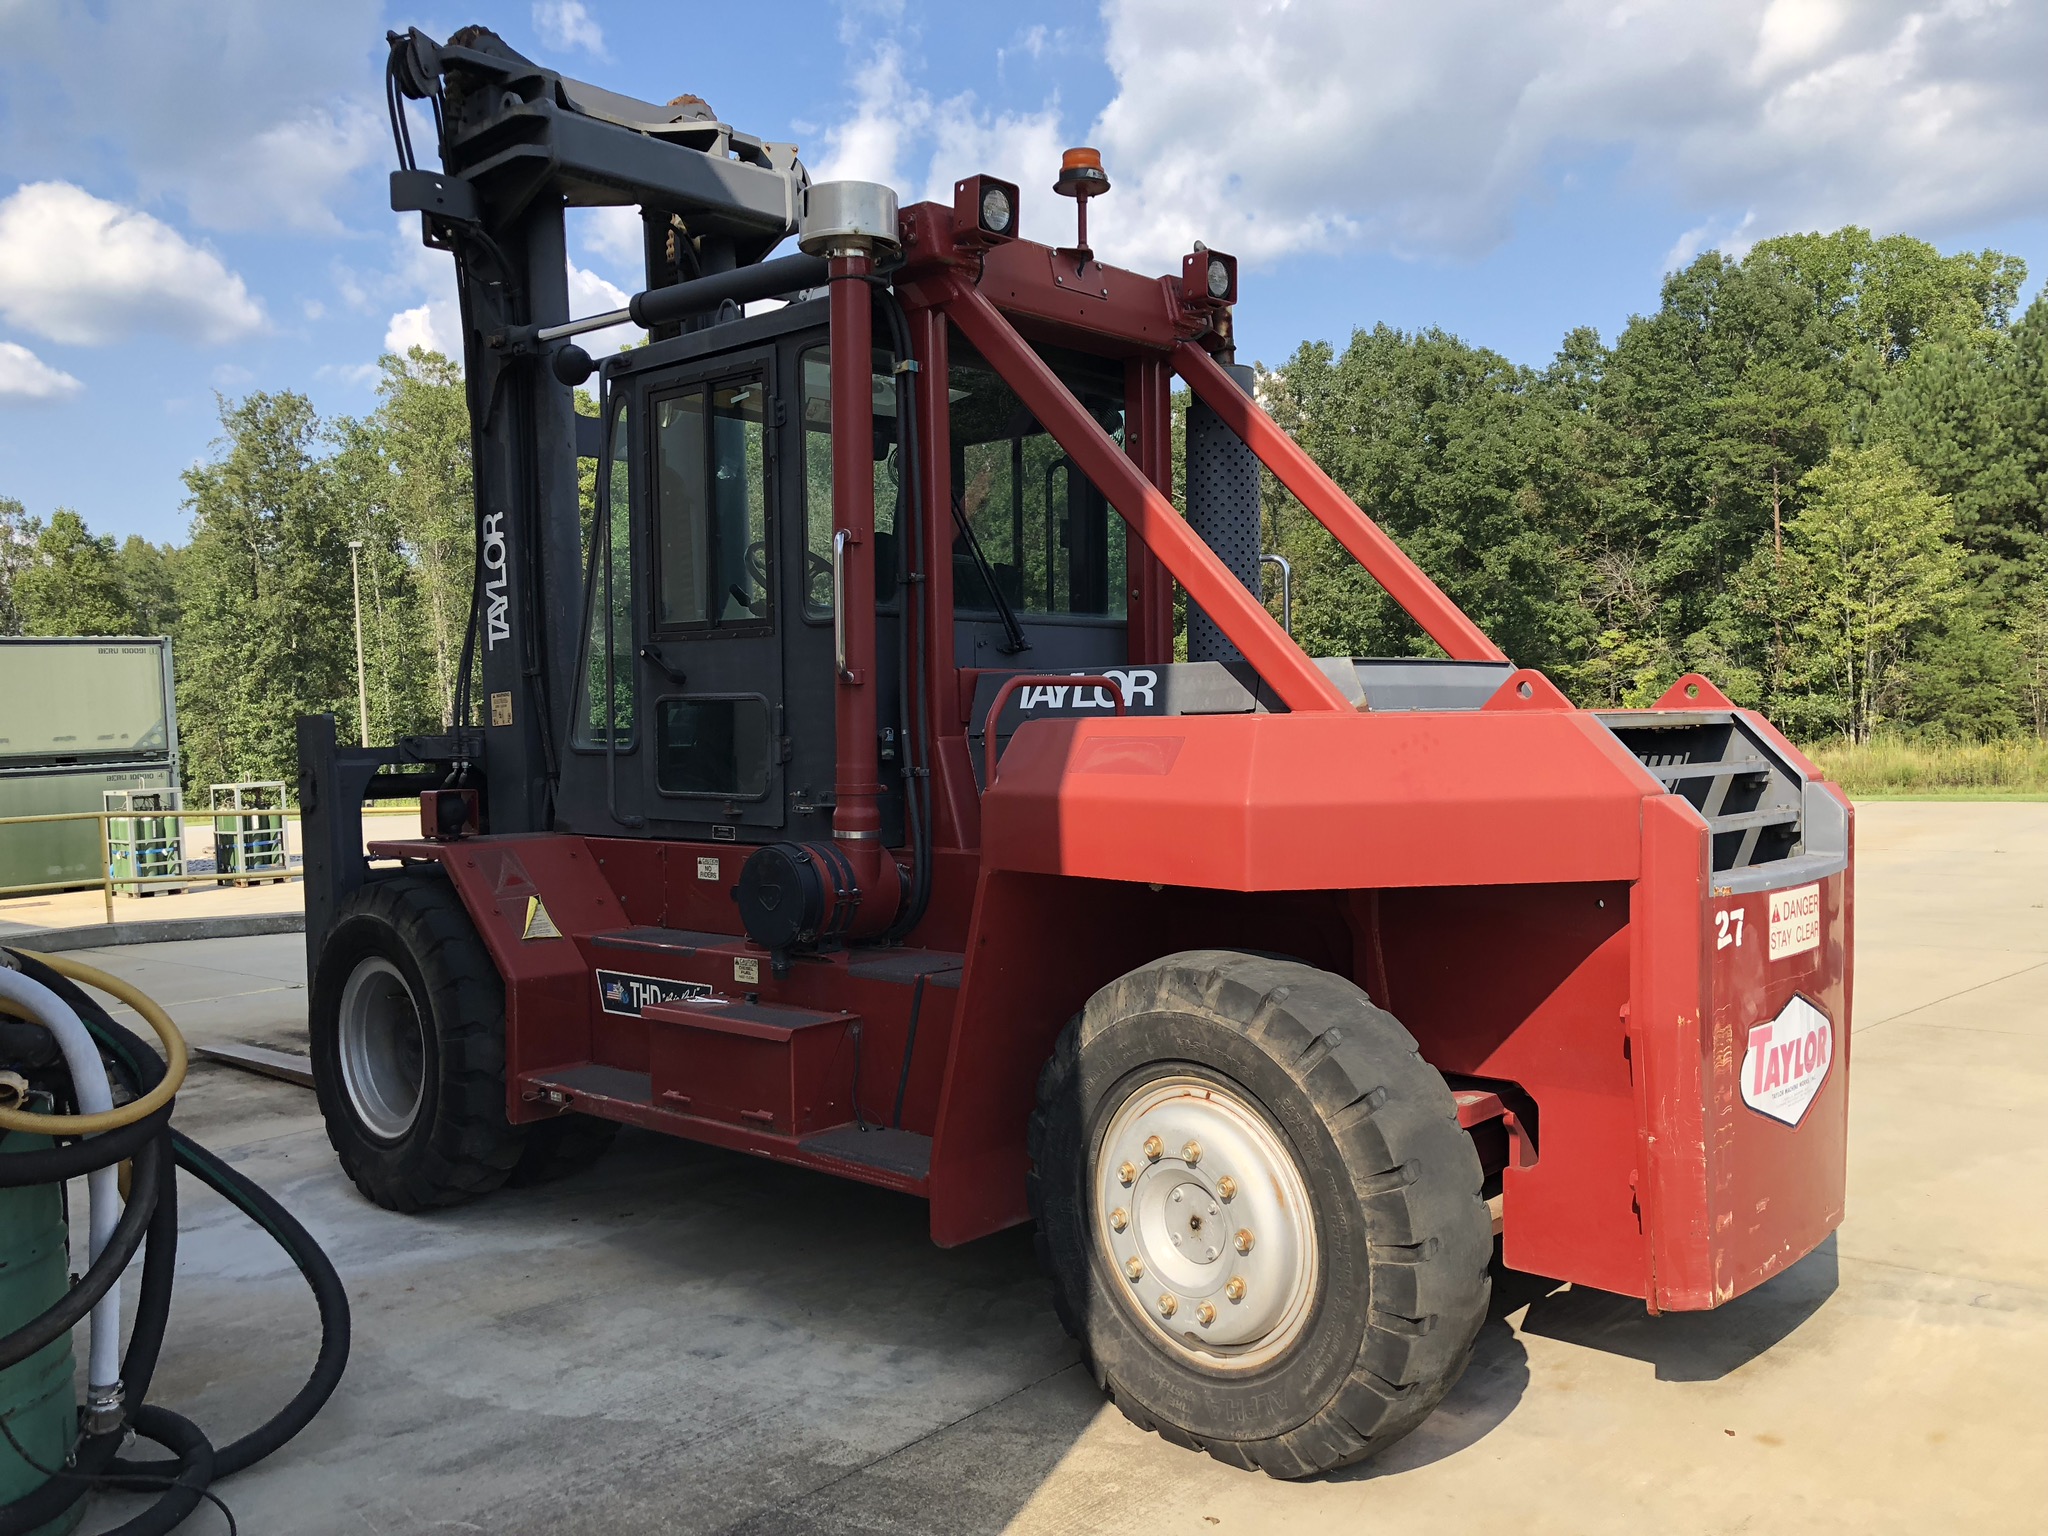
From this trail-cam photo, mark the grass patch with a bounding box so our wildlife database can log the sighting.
[1801,736,2048,798]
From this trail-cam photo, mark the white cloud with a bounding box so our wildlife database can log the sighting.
[814,40,932,189]
[0,1,384,233]
[811,35,1066,225]
[0,183,266,347]
[821,0,2048,276]
[573,205,649,296]
[385,300,465,361]
[534,0,607,58]
[317,360,383,388]
[180,101,385,234]
[0,341,84,403]
[566,263,640,355]
[380,256,637,365]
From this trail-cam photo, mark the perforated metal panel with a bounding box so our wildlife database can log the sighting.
[1185,364,1262,664]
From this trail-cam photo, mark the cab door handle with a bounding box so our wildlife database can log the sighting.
[638,645,687,686]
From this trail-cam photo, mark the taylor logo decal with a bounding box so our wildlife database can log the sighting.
[482,511,510,649]
[1012,668,1158,712]
[596,969,713,1017]
[1740,995,1833,1127]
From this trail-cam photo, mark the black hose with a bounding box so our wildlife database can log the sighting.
[100,1406,216,1536]
[144,1130,352,1478]
[0,950,350,1535]
[874,285,935,943]
[0,1132,160,1371]
[0,1099,172,1186]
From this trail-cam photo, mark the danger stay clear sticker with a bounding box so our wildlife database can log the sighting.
[1768,881,1822,960]
[1740,995,1833,1127]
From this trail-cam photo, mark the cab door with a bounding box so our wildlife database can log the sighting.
[636,349,786,838]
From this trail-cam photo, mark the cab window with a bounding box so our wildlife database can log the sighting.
[799,348,899,619]
[653,378,770,632]
[947,332,1127,618]
[571,393,635,749]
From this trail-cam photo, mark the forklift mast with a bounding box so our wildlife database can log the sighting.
[301,26,814,943]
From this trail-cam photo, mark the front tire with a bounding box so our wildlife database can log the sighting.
[310,872,526,1212]
[1027,950,1491,1478]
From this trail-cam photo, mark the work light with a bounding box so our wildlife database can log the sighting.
[1180,245,1237,306]
[980,185,1014,236]
[953,174,1021,248]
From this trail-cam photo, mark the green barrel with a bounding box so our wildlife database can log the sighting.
[0,1134,82,1535]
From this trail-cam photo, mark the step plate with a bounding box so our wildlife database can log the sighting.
[798,1125,933,1182]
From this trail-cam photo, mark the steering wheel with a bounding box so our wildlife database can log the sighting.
[747,540,845,610]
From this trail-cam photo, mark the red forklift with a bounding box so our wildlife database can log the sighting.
[297,26,1854,1478]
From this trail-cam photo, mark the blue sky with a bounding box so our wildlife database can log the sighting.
[2,0,2044,546]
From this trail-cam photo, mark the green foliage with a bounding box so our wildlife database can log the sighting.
[1252,225,2045,742]
[372,348,475,727]
[1779,444,1962,741]
[0,496,32,634]
[177,391,359,787]
[14,509,135,635]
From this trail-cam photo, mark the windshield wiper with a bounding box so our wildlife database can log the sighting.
[949,489,1030,655]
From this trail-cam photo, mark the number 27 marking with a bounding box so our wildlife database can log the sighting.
[1715,908,1745,950]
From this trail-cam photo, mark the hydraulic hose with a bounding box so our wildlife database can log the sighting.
[0,965,127,1404]
[0,948,351,1536]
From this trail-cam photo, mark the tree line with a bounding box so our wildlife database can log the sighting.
[0,350,474,789]
[1256,227,2048,741]
[1,226,2043,792]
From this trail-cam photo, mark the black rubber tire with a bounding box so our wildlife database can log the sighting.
[309,871,526,1212]
[1026,949,1492,1479]
[508,1113,620,1186]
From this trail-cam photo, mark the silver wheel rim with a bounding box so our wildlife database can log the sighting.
[1094,1074,1319,1371]
[338,956,426,1141]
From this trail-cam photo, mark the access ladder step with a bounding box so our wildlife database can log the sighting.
[797,1125,933,1182]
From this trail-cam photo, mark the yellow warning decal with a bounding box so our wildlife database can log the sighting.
[522,895,562,941]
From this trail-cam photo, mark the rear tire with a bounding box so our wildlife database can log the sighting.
[310,871,525,1212]
[1026,950,1491,1478]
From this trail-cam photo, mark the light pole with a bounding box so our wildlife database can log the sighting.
[347,540,370,748]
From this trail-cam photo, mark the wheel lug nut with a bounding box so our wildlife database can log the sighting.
[1109,1207,1129,1232]
[1216,1176,1237,1201]
[1225,1277,1247,1302]
[1181,1139,1202,1165]
[1117,1161,1136,1186]
[1196,1302,1216,1326]
[1235,1228,1255,1255]
[1158,1293,1178,1318]
[1126,1256,1144,1281]
[1143,1135,1163,1161]
[1171,1187,1183,1203]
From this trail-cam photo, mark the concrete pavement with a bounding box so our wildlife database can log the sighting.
[46,802,2048,1534]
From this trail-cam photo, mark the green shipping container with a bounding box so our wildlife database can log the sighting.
[0,637,176,768]
[0,764,177,894]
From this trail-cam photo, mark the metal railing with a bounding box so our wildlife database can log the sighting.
[0,807,304,926]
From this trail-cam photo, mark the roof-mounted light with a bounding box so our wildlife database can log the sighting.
[953,174,1021,249]
[1181,244,1237,307]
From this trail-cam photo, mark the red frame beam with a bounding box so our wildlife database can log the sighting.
[941,280,1352,714]
[1173,340,1507,664]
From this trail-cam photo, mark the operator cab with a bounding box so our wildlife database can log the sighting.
[559,302,1133,848]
